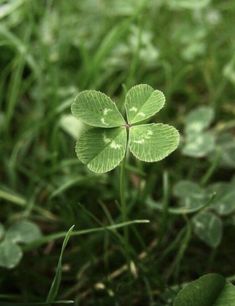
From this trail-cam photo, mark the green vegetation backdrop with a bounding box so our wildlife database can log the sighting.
[0,0,235,305]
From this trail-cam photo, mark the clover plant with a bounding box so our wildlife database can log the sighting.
[71,83,180,234]
[182,106,215,158]
[0,220,42,269]
[173,178,235,248]
[71,84,180,174]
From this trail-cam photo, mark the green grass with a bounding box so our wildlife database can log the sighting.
[0,0,235,305]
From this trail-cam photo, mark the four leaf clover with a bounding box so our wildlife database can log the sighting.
[71,84,180,173]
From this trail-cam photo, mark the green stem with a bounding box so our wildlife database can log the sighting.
[120,154,128,240]
[159,171,169,244]
[201,150,221,186]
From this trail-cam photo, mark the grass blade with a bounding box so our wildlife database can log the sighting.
[46,225,75,303]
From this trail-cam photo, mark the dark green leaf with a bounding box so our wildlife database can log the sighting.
[174,274,235,306]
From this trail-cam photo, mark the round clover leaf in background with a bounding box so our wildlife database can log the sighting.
[0,239,23,269]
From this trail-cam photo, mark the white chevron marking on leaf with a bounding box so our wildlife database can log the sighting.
[76,127,127,173]
[72,90,125,128]
[125,84,165,124]
[130,123,180,162]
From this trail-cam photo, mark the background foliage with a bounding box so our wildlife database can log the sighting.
[0,0,235,305]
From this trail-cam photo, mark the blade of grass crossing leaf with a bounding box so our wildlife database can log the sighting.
[24,220,150,251]
[46,225,75,303]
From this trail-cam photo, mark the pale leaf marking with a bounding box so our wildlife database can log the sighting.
[103,108,112,115]
[130,107,138,112]
[110,141,122,149]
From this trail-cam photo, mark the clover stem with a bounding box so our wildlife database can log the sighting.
[119,130,129,242]
[120,154,127,224]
